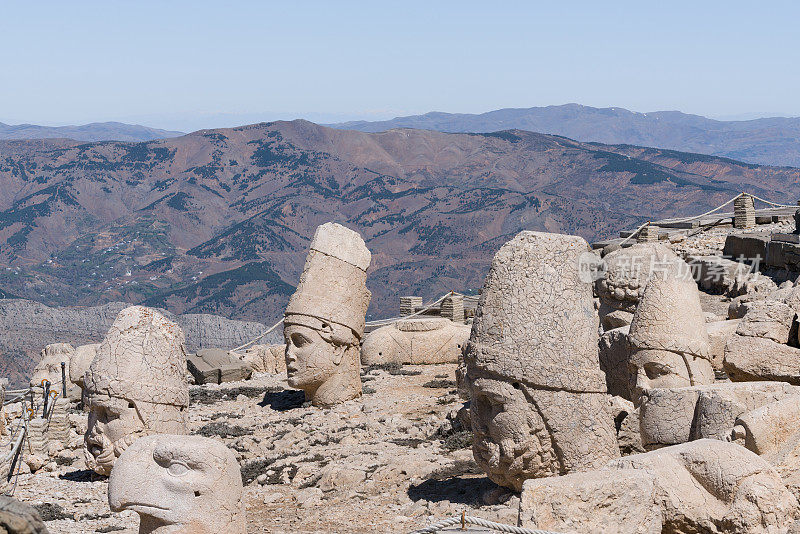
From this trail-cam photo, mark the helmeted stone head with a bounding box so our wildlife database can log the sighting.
[464,231,619,491]
[31,343,80,400]
[284,223,371,407]
[628,267,713,398]
[84,306,189,476]
[108,434,245,534]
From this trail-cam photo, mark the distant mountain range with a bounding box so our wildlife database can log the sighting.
[329,104,800,167]
[0,120,797,326]
[0,121,184,142]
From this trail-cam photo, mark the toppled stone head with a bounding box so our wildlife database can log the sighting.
[108,434,245,534]
[284,223,371,407]
[628,267,713,397]
[31,343,79,399]
[464,231,619,491]
[84,306,189,476]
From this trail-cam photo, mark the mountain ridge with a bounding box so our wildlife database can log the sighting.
[0,119,797,330]
[328,104,800,167]
[0,121,185,142]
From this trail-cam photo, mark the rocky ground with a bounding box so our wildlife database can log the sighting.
[8,363,518,533]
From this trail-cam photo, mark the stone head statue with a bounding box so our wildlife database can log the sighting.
[596,243,688,329]
[464,231,619,491]
[628,267,713,398]
[84,306,189,476]
[108,434,245,534]
[31,343,79,399]
[284,223,371,407]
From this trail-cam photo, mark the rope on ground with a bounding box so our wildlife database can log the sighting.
[230,318,285,353]
[409,515,563,534]
[365,292,453,328]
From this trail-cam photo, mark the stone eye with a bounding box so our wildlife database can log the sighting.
[167,462,189,476]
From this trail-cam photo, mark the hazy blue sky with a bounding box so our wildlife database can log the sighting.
[1,1,798,132]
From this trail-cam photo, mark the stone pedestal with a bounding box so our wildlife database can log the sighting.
[400,296,422,317]
[734,194,756,229]
[637,225,659,243]
[441,294,464,323]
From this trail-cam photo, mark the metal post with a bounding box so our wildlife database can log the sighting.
[42,381,50,416]
[61,362,67,398]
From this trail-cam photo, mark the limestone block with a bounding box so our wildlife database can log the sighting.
[187,348,253,385]
[240,344,286,374]
[707,320,741,371]
[440,294,465,323]
[639,382,799,449]
[724,334,800,384]
[26,397,70,459]
[109,434,245,534]
[69,343,99,390]
[465,231,618,491]
[361,317,470,366]
[736,300,795,343]
[598,325,632,400]
[284,223,371,407]
[83,305,189,476]
[519,469,661,534]
[610,440,798,533]
[0,495,49,534]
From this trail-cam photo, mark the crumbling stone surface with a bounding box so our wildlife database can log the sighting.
[599,325,633,400]
[83,305,189,476]
[736,300,795,344]
[68,343,99,391]
[725,335,800,384]
[361,317,470,366]
[108,434,245,533]
[284,223,371,407]
[464,231,618,491]
[522,440,798,534]
[707,320,741,371]
[0,495,49,534]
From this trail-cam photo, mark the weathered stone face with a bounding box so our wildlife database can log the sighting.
[284,223,370,407]
[465,231,619,491]
[469,377,558,489]
[83,306,188,476]
[108,434,245,534]
[628,268,713,397]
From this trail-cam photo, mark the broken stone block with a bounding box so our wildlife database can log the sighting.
[187,348,253,385]
[736,300,795,343]
[598,325,632,400]
[639,381,800,449]
[724,335,800,384]
[707,319,741,371]
[519,468,661,534]
[361,317,470,366]
[520,440,798,534]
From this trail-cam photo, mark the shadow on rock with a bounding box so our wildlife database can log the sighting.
[59,469,101,483]
[259,389,306,411]
[408,475,498,505]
